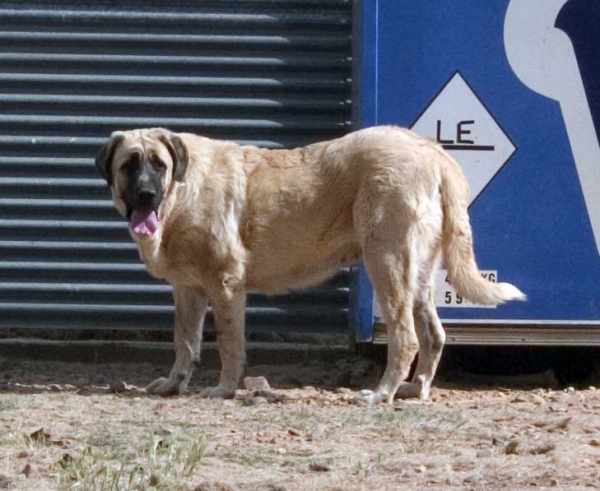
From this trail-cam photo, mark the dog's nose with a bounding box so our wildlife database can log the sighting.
[135,188,156,207]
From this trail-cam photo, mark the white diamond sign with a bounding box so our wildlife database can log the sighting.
[411,72,516,205]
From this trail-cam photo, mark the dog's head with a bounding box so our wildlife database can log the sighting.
[95,128,188,237]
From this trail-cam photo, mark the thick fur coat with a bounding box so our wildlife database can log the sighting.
[96,126,525,402]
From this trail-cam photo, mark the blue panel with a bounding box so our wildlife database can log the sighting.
[357,0,378,129]
[356,0,600,334]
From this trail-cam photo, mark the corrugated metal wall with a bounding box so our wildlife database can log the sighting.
[0,1,352,336]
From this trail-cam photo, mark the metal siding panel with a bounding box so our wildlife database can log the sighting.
[0,1,352,335]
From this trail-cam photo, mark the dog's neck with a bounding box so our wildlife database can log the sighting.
[132,231,166,279]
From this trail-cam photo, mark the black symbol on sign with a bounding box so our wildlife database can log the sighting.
[436,120,495,151]
[556,0,600,149]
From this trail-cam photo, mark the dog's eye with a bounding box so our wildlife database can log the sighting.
[119,162,132,174]
[130,152,141,164]
[152,156,167,171]
[120,153,141,174]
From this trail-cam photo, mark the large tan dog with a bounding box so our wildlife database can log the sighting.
[95,126,525,402]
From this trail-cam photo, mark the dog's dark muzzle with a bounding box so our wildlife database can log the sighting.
[127,168,163,214]
[133,186,160,210]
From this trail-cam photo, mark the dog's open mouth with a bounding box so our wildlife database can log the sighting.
[129,209,159,236]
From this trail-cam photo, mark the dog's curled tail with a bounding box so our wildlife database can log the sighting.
[440,153,526,305]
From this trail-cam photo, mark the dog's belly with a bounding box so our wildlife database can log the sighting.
[245,240,362,294]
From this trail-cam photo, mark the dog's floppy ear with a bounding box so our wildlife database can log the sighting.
[95,131,125,185]
[158,131,188,182]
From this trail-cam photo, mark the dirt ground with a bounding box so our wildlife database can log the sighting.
[0,349,599,491]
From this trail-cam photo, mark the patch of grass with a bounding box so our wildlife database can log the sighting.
[0,395,18,412]
[219,447,282,468]
[374,405,468,453]
[55,428,208,490]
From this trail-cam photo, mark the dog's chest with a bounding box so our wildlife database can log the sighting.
[140,233,222,289]
[134,240,169,280]
[148,251,209,288]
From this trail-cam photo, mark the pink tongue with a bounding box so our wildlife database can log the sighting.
[130,210,159,236]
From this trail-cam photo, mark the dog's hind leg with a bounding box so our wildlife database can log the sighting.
[146,286,208,396]
[355,196,421,404]
[363,250,419,404]
[396,252,446,400]
[406,296,445,400]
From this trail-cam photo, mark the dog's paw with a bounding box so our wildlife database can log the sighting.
[146,376,187,397]
[198,383,236,399]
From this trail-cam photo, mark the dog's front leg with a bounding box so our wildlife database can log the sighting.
[199,281,247,399]
[146,286,208,396]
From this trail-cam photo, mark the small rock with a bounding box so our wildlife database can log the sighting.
[17,451,29,459]
[243,376,270,391]
[530,394,546,405]
[588,386,596,391]
[288,428,302,437]
[243,396,268,407]
[309,461,330,472]
[254,389,286,404]
[492,437,506,447]
[549,417,572,431]
[529,443,556,455]
[476,449,493,458]
[21,463,33,478]
[415,465,427,474]
[29,428,51,445]
[549,404,567,413]
[149,474,160,486]
[590,439,600,447]
[566,386,575,394]
[334,387,352,394]
[504,439,520,455]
